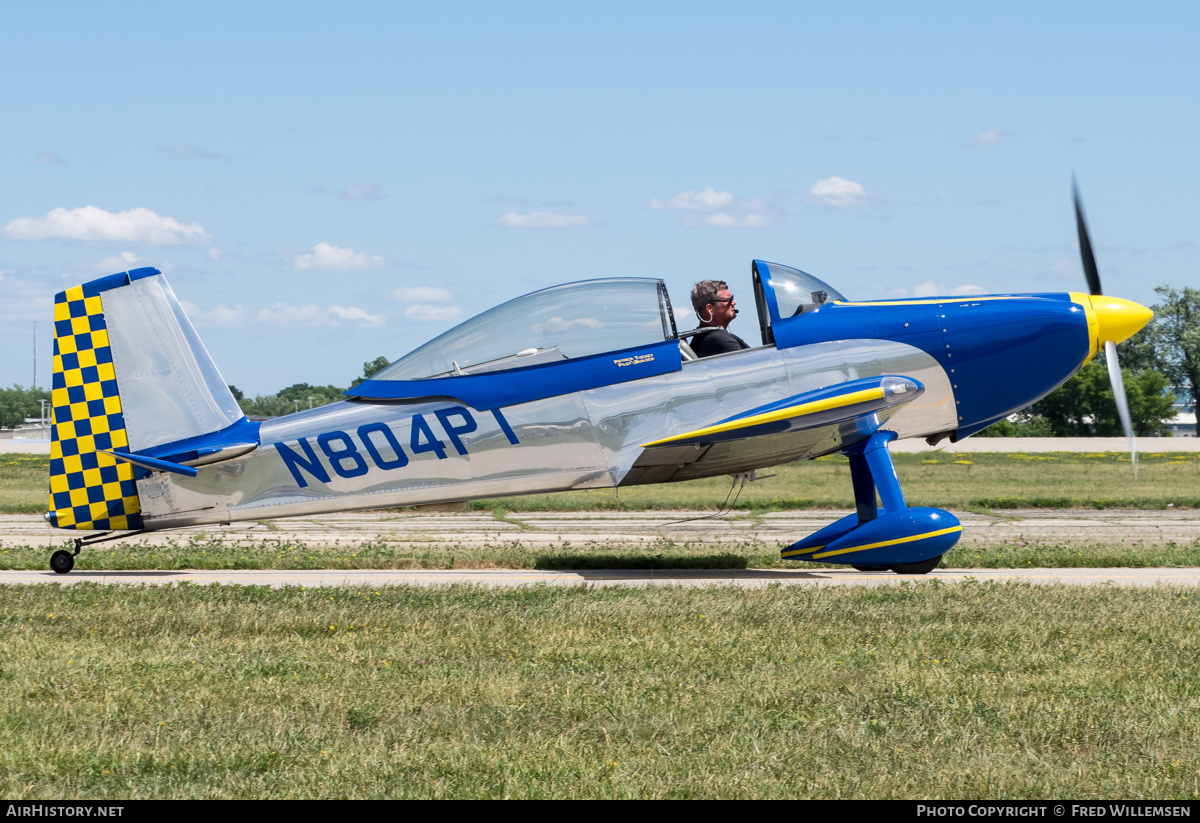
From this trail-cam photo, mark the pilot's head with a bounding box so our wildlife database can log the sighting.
[691,279,738,329]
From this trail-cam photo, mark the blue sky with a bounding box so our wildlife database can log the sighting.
[2,1,1196,395]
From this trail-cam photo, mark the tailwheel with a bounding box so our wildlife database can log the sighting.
[50,550,75,575]
[890,555,943,575]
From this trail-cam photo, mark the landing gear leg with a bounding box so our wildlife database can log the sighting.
[781,431,961,570]
[47,530,145,574]
[50,541,82,575]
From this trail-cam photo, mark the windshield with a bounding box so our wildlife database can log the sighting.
[374,278,676,380]
[758,261,846,318]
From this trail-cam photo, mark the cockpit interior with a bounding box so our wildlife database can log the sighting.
[372,261,845,382]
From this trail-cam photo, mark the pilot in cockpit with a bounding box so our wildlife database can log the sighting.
[689,279,751,358]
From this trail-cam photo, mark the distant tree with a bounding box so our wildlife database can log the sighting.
[227,385,244,403]
[974,416,1054,437]
[276,383,344,404]
[1146,286,1200,434]
[349,356,390,390]
[0,385,52,429]
[1016,358,1175,437]
[976,290,1190,438]
[237,382,346,418]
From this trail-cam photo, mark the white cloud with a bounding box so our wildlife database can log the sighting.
[404,304,463,322]
[182,301,385,327]
[391,286,453,302]
[894,281,988,298]
[969,129,1008,147]
[3,205,212,245]
[95,251,145,272]
[35,153,63,165]
[649,187,734,212]
[181,303,249,327]
[805,177,872,208]
[0,268,78,327]
[1043,258,1082,281]
[951,284,987,296]
[703,210,772,228]
[327,305,386,325]
[207,247,223,261]
[494,211,590,229]
[256,303,385,327]
[293,242,385,271]
[390,286,460,321]
[539,316,604,332]
[649,187,777,227]
[342,183,385,201]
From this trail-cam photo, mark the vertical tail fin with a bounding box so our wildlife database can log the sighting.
[48,278,143,530]
[47,267,245,530]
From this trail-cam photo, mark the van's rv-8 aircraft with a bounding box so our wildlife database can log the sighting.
[44,189,1153,574]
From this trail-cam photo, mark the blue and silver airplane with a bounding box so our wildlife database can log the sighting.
[43,190,1153,574]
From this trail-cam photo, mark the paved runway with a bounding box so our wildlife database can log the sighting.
[3,508,1198,588]
[3,567,1199,588]
[5,508,1200,550]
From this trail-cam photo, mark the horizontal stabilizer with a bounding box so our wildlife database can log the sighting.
[641,375,923,449]
[47,267,253,531]
[101,450,198,478]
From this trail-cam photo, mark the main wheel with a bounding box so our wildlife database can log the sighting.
[890,555,943,575]
[50,550,75,574]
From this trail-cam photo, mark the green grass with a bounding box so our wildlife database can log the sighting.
[0,455,51,514]
[5,452,1200,516]
[2,582,1199,799]
[4,532,1200,572]
[472,452,1200,512]
[5,451,1198,571]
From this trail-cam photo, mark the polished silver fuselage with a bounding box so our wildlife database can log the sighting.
[136,340,955,530]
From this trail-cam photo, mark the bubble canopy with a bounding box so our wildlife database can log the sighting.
[757,261,846,319]
[375,278,677,381]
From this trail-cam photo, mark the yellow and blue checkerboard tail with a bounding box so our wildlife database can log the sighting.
[47,283,143,531]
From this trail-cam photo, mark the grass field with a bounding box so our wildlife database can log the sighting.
[5,452,1200,800]
[2,582,1198,799]
[3,451,1199,571]
[486,451,1200,513]
[4,530,1200,572]
[4,452,1200,516]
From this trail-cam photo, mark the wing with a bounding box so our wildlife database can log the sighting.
[622,375,923,485]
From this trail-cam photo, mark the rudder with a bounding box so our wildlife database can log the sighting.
[48,278,144,530]
[46,265,245,532]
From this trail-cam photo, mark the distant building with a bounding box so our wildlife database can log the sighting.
[1169,387,1195,437]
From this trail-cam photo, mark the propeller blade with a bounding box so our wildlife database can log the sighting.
[1074,178,1103,296]
[1105,340,1138,477]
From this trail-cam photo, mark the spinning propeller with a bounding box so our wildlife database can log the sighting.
[1073,179,1153,474]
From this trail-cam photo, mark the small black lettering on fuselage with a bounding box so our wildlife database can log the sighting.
[274,406,518,488]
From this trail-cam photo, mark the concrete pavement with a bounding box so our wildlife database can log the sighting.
[3,566,1199,588]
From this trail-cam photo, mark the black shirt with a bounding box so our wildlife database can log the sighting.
[690,328,751,358]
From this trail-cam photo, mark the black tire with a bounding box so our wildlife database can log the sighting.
[851,565,886,572]
[50,550,75,575]
[890,555,943,575]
